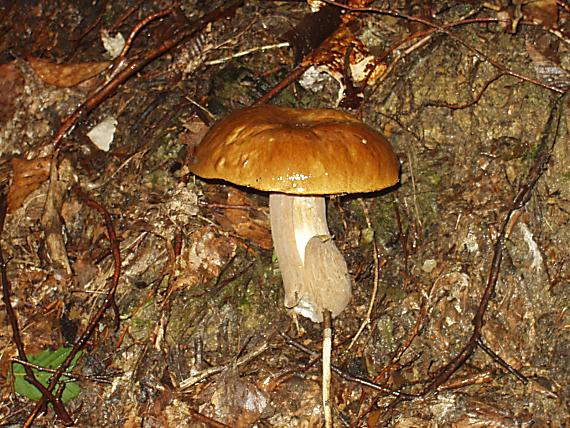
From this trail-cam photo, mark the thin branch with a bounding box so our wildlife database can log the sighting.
[179,342,269,390]
[280,332,416,399]
[322,0,565,94]
[0,196,74,425]
[51,0,245,152]
[23,185,123,427]
[422,90,568,394]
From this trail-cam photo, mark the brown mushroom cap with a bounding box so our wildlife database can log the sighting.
[189,105,399,195]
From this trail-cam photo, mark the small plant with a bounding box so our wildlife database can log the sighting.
[12,347,82,403]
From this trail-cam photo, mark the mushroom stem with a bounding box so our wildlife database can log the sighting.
[269,193,351,322]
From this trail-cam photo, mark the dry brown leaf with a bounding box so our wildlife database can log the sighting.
[0,61,24,125]
[205,370,269,427]
[522,0,558,29]
[526,36,570,91]
[309,25,387,87]
[211,187,272,249]
[27,57,110,88]
[177,226,238,287]
[7,156,51,213]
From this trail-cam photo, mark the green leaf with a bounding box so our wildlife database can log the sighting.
[12,347,82,403]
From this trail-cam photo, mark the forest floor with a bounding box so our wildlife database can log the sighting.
[0,1,568,426]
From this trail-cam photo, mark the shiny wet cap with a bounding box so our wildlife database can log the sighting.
[189,105,399,195]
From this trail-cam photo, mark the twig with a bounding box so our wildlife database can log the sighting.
[322,310,333,428]
[116,9,174,64]
[179,342,269,390]
[476,338,527,383]
[422,90,568,394]
[322,0,565,94]
[348,202,385,350]
[437,369,495,391]
[280,332,416,399]
[11,358,114,385]
[205,42,290,66]
[253,62,310,106]
[22,185,123,427]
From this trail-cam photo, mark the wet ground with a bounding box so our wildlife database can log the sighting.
[0,1,569,426]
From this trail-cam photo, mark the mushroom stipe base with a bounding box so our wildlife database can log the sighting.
[270,193,351,322]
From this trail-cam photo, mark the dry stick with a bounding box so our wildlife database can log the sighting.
[423,91,568,394]
[23,185,123,428]
[322,309,333,428]
[348,203,384,350]
[11,358,113,385]
[0,197,74,426]
[253,62,311,106]
[322,0,565,94]
[475,338,527,383]
[52,0,246,152]
[179,342,269,390]
[280,332,416,399]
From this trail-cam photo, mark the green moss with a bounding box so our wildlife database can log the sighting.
[426,172,442,187]
[522,144,541,163]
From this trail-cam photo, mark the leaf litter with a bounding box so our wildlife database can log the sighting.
[0,0,568,427]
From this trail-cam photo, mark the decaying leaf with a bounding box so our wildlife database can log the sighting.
[27,57,110,88]
[210,187,272,250]
[313,25,386,85]
[177,226,238,287]
[0,61,24,125]
[301,25,387,104]
[7,157,51,213]
[526,36,570,91]
[522,0,558,29]
[203,369,269,427]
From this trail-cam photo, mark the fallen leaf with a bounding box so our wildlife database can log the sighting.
[0,61,24,125]
[210,187,272,249]
[300,25,387,107]
[522,0,558,29]
[12,347,82,403]
[310,26,386,86]
[27,57,110,88]
[87,116,118,151]
[526,36,570,91]
[177,226,238,287]
[7,157,51,213]
[207,370,269,427]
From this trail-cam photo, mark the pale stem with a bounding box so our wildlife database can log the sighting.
[269,193,351,322]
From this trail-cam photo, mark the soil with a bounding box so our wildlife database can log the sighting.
[0,1,568,427]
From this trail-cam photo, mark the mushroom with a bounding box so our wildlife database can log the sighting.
[189,105,399,322]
